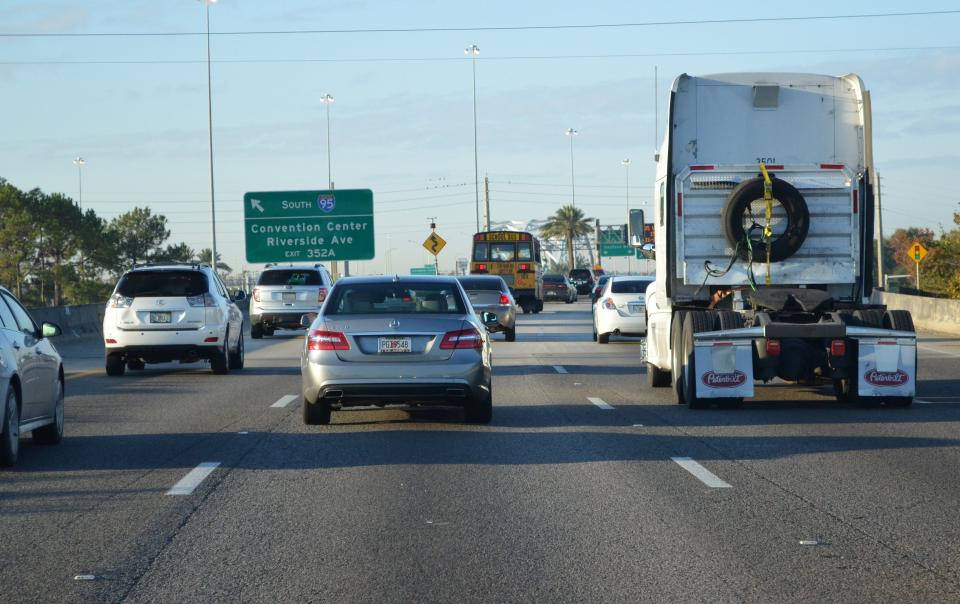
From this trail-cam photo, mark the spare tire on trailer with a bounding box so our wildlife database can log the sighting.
[721,175,810,263]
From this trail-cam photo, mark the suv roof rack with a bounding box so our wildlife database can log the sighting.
[131,261,211,270]
[261,263,327,270]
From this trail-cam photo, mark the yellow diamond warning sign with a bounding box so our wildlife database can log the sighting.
[909,241,928,263]
[423,231,446,256]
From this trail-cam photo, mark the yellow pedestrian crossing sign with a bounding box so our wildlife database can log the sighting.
[423,232,446,256]
[910,241,928,263]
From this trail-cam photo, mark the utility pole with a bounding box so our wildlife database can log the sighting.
[483,175,491,231]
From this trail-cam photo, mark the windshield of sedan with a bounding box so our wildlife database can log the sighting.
[326,282,467,314]
[611,279,653,294]
[456,277,505,291]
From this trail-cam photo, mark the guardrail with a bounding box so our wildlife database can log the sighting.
[871,290,960,336]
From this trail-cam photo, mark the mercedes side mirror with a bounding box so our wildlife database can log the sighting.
[233,289,246,301]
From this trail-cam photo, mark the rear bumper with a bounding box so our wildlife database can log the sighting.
[596,311,647,335]
[105,344,222,363]
[251,311,310,329]
[301,353,490,406]
[470,303,516,329]
[103,324,226,349]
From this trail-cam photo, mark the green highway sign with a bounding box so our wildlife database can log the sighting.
[244,189,374,263]
[410,265,438,275]
[599,225,633,257]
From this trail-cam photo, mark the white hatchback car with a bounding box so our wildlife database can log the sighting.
[593,276,655,344]
[102,263,245,376]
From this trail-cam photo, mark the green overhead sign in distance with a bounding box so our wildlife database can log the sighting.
[243,189,374,263]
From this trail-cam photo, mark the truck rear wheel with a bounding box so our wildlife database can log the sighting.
[682,311,717,410]
[883,310,915,332]
[646,362,671,388]
[722,176,810,263]
[854,309,884,328]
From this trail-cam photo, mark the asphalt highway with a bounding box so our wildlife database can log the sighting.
[3,301,960,603]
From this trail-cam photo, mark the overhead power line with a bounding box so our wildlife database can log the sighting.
[0,10,957,38]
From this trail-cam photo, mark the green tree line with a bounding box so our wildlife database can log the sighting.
[0,178,224,307]
[884,208,960,298]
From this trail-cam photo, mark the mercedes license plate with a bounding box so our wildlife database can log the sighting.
[378,336,412,353]
[150,311,171,324]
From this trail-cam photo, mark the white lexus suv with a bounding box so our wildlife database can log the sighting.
[102,263,246,376]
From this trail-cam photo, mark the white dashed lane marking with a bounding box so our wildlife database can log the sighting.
[166,462,221,496]
[588,397,615,410]
[270,394,298,408]
[671,457,732,489]
[553,365,568,374]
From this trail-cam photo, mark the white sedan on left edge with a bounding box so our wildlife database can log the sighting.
[592,276,654,344]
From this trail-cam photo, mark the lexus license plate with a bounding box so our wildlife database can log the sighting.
[378,336,412,353]
[150,311,171,324]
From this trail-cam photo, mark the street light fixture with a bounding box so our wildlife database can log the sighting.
[201,0,218,274]
[565,128,578,207]
[465,44,480,232]
[73,156,85,211]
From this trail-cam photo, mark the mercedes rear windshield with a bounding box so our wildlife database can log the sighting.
[326,282,466,315]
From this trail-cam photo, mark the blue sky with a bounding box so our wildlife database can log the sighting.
[2,1,959,275]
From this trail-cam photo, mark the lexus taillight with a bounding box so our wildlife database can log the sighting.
[252,288,261,303]
[831,339,846,357]
[440,328,483,350]
[499,293,510,305]
[318,287,328,303]
[108,293,133,308]
[765,339,781,357]
[602,298,616,310]
[187,293,216,307]
[306,330,350,351]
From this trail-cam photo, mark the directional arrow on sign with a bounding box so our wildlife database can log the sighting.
[250,199,264,213]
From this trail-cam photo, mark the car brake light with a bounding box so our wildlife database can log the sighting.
[765,339,781,356]
[852,189,858,214]
[109,293,133,308]
[499,293,510,305]
[105,338,117,344]
[318,287,328,303]
[519,263,529,271]
[602,298,616,310]
[204,336,219,342]
[677,192,683,217]
[440,328,483,350]
[306,330,350,351]
[831,339,846,357]
[477,263,487,271]
[187,293,216,307]
[252,287,260,303]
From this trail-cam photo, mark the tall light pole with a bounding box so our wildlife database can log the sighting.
[465,44,480,232]
[623,158,632,273]
[320,93,334,189]
[202,0,218,274]
[565,128,578,207]
[73,156,85,211]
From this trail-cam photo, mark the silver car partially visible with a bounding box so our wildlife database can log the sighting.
[456,275,517,342]
[300,276,495,425]
[0,286,65,468]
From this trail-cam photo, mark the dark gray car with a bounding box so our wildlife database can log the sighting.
[301,276,496,425]
[0,287,65,467]
[456,275,517,341]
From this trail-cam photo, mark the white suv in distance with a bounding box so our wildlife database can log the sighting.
[102,263,245,376]
[250,264,333,339]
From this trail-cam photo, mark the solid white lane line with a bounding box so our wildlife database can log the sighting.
[588,397,615,410]
[166,462,221,496]
[553,365,568,374]
[632,424,645,427]
[671,457,732,489]
[270,394,298,408]
[915,399,960,405]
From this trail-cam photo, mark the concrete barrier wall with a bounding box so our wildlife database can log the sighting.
[871,291,960,336]
[28,303,106,340]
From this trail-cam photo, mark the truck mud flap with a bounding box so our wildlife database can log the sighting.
[694,340,755,399]
[856,337,916,398]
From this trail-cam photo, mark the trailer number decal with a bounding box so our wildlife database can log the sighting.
[702,370,748,388]
[864,369,909,387]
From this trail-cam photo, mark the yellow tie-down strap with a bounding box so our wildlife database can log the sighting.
[759,162,774,285]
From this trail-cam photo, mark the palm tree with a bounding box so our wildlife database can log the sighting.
[197,248,233,274]
[540,205,594,271]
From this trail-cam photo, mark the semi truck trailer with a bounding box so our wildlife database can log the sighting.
[643,72,917,408]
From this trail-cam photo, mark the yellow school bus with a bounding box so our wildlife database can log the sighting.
[470,231,544,313]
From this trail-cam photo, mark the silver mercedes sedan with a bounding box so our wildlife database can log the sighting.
[300,275,496,425]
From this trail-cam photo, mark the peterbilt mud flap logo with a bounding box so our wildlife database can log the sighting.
[701,370,748,388]
[864,369,909,387]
